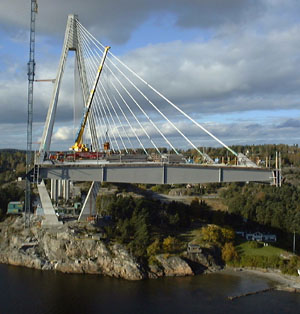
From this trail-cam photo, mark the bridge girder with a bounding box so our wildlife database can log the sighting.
[37,163,274,185]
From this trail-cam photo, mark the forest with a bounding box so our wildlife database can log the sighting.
[221,183,300,235]
[0,149,26,184]
[0,150,26,217]
[96,193,209,259]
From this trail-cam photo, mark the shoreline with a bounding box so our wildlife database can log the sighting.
[1,256,300,294]
[1,217,300,286]
[219,267,300,292]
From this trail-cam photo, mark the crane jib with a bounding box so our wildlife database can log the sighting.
[71,46,110,151]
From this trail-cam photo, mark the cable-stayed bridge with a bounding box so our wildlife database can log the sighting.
[33,15,277,226]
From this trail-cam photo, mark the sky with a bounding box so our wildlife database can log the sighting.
[0,0,300,151]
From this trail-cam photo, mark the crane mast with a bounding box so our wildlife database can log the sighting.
[71,46,110,152]
[25,0,38,227]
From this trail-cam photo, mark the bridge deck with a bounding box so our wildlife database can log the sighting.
[37,162,274,184]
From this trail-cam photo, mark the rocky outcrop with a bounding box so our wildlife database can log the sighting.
[148,248,222,278]
[185,246,223,272]
[0,217,145,280]
[0,217,223,280]
[150,255,194,277]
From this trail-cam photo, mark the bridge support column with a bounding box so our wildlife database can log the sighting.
[78,181,100,221]
[38,180,62,227]
[50,179,58,203]
[62,180,70,201]
[218,168,223,182]
[57,179,63,198]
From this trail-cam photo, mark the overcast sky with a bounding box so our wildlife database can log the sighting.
[0,0,300,151]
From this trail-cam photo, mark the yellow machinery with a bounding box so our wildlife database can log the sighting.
[103,141,110,151]
[71,46,110,152]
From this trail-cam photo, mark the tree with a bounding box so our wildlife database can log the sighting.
[220,226,235,243]
[222,242,238,263]
[168,213,180,226]
[190,198,202,219]
[128,221,151,257]
[200,225,223,246]
[0,183,24,215]
[147,238,161,256]
[162,236,180,253]
[117,218,133,243]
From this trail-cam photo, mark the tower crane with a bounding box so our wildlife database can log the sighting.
[25,0,38,227]
[35,79,55,83]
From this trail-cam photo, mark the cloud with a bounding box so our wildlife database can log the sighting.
[1,1,300,124]
[0,0,264,43]
[52,126,73,141]
[113,23,300,115]
[0,54,82,124]
[278,118,300,128]
[1,111,299,151]
[1,0,300,149]
[40,115,300,152]
[2,23,300,148]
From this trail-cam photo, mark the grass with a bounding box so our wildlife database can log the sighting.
[201,198,228,211]
[178,227,203,244]
[236,240,285,257]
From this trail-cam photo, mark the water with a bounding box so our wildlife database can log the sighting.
[0,264,300,314]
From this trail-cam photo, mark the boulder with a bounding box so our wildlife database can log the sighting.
[185,246,223,272]
[155,255,194,277]
[148,263,164,278]
[97,244,146,280]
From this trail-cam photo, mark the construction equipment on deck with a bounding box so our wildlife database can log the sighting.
[71,46,110,152]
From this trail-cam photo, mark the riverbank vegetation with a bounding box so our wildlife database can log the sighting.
[0,150,26,219]
[95,177,300,275]
[0,184,24,219]
[96,194,208,259]
[218,182,300,275]
[0,150,26,184]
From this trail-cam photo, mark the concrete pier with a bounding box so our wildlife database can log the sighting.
[38,180,62,227]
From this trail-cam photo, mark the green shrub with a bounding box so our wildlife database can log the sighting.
[148,255,161,266]
[280,256,300,276]
[150,184,171,194]
[238,255,281,269]
[248,241,263,249]
[222,242,239,263]
[147,238,161,256]
[162,236,182,253]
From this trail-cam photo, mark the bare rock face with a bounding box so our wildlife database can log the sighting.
[0,217,145,280]
[155,255,194,277]
[0,217,223,280]
[101,244,144,280]
[148,263,164,278]
[185,247,223,272]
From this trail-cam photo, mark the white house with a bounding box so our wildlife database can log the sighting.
[262,234,277,242]
[246,232,263,241]
[245,232,277,242]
